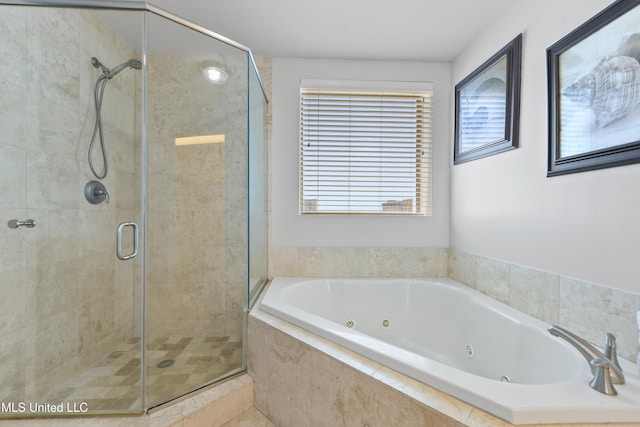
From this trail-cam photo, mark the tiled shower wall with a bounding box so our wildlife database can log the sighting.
[0,6,139,401]
[269,247,640,361]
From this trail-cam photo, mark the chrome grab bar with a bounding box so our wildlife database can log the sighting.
[116,222,138,260]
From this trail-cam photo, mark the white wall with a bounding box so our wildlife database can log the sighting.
[271,57,450,248]
[450,0,640,294]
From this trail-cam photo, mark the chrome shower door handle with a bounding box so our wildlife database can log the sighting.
[116,222,138,260]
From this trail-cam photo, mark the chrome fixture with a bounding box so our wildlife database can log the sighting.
[548,324,624,395]
[116,222,138,261]
[88,56,142,179]
[84,180,110,204]
[590,358,617,396]
[7,219,35,229]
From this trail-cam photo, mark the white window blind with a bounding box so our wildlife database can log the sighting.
[299,80,433,215]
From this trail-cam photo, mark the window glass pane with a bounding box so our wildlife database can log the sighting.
[300,85,432,215]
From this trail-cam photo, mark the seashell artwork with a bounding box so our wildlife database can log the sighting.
[563,55,640,128]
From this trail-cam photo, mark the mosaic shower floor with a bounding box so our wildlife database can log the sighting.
[45,335,244,412]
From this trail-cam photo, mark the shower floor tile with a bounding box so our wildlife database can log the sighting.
[44,335,243,412]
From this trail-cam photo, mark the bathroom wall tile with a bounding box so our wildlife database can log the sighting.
[448,250,640,370]
[250,313,465,427]
[249,318,314,426]
[368,247,405,277]
[0,6,27,89]
[464,409,512,427]
[297,247,336,277]
[33,258,82,319]
[268,247,299,277]
[371,367,472,425]
[0,208,27,273]
[24,209,79,267]
[269,246,449,279]
[0,144,26,209]
[419,248,449,277]
[476,256,510,304]
[26,92,83,160]
[508,264,559,325]
[341,373,464,427]
[0,268,27,339]
[77,209,117,257]
[224,282,248,337]
[0,328,27,402]
[331,247,371,277]
[175,143,225,180]
[559,277,640,361]
[33,308,83,399]
[0,80,27,149]
[447,249,477,288]
[227,210,249,247]
[374,247,448,277]
[113,169,136,211]
[26,150,80,210]
[26,7,81,104]
[147,133,176,176]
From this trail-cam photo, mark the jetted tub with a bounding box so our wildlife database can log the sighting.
[259,277,640,425]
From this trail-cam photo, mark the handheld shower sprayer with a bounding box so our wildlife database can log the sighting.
[88,56,142,180]
[91,56,109,75]
[106,58,143,79]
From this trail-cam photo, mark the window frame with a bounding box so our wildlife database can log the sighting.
[298,79,433,216]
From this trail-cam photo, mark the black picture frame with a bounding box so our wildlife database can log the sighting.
[454,34,522,164]
[547,0,640,177]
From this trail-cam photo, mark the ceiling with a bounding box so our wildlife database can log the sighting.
[126,0,513,62]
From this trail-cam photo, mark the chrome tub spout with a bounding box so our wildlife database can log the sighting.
[548,324,624,394]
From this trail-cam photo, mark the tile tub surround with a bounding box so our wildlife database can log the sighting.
[268,247,448,278]
[448,250,640,362]
[269,246,640,362]
[249,301,640,427]
[249,308,465,427]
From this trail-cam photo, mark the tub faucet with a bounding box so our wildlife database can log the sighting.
[547,325,624,395]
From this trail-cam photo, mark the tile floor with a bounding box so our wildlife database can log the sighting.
[222,407,276,427]
[44,335,244,413]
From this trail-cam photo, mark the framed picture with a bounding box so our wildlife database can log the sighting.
[454,34,522,164]
[547,0,640,176]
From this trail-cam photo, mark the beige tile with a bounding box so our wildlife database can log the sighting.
[268,247,299,277]
[476,256,510,304]
[448,249,477,287]
[509,264,559,324]
[559,277,640,361]
[0,140,26,211]
[297,247,336,277]
[220,407,274,427]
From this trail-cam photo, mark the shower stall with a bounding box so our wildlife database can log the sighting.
[0,0,268,416]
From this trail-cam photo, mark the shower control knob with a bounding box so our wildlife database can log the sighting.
[84,180,110,205]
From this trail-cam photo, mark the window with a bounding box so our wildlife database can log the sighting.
[299,80,433,215]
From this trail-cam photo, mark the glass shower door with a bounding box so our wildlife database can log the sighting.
[144,11,250,408]
[0,5,144,416]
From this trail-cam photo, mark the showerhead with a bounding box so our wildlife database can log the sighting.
[107,58,142,79]
[128,59,143,70]
[91,56,110,75]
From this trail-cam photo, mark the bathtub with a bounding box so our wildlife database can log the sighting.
[259,277,640,425]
